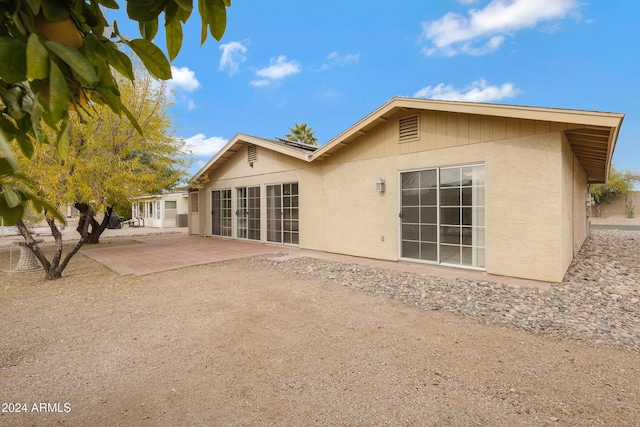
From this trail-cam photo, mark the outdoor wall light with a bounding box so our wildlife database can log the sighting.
[249,162,254,168]
[376,178,385,192]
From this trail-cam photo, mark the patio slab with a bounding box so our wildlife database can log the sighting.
[81,234,552,290]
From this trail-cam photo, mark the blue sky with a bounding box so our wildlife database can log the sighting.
[118,1,640,178]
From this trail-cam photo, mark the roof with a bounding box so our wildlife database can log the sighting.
[191,134,317,182]
[191,97,624,184]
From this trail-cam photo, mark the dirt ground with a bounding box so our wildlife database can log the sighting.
[1,240,639,426]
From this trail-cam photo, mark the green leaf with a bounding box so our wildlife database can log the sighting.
[2,186,21,208]
[29,97,46,144]
[44,41,98,84]
[0,130,18,174]
[56,118,70,161]
[0,196,25,226]
[223,0,231,7]
[41,2,70,21]
[102,42,135,81]
[0,158,16,176]
[140,18,159,40]
[30,194,66,225]
[199,0,227,43]
[174,0,193,12]
[120,103,143,135]
[3,86,28,120]
[48,60,71,122]
[97,0,120,9]
[128,38,171,80]
[166,19,183,61]
[16,133,35,159]
[127,0,167,22]
[0,37,27,83]
[95,85,121,114]
[164,0,179,23]
[26,34,50,80]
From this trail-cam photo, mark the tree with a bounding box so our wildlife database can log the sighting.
[285,122,318,146]
[24,64,185,225]
[12,66,187,278]
[1,0,230,225]
[590,166,640,217]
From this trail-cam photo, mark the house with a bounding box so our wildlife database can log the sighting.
[131,191,189,228]
[188,97,624,282]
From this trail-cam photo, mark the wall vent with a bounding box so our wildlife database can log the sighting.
[398,115,419,143]
[248,144,258,162]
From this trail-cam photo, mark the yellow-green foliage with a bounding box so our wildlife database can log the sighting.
[16,66,188,215]
[590,166,640,205]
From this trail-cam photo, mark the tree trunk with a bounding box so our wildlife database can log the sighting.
[15,214,90,280]
[75,203,112,244]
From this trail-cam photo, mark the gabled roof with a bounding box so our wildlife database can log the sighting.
[191,134,317,181]
[191,97,624,185]
[309,97,624,183]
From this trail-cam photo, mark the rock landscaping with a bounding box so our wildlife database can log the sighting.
[262,229,640,351]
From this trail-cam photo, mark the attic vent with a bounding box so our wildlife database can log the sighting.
[247,144,258,162]
[398,115,419,143]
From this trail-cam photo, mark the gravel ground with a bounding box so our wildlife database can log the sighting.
[0,230,638,426]
[264,230,640,351]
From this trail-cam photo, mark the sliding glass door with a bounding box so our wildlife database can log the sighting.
[400,165,485,268]
[211,189,232,237]
[236,186,261,241]
[267,183,299,245]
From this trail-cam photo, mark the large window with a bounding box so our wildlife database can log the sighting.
[400,164,485,268]
[212,189,232,237]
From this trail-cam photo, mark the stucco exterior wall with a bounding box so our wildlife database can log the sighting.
[191,113,596,282]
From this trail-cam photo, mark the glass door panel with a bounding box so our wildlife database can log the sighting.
[236,187,248,239]
[247,187,261,241]
[212,189,232,237]
[267,183,299,245]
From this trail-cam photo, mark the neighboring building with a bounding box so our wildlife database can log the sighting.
[189,98,623,282]
[132,192,189,228]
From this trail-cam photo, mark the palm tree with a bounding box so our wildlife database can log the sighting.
[285,122,318,146]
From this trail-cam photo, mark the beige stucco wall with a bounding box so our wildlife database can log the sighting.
[194,112,590,282]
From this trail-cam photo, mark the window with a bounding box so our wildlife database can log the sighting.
[156,201,161,219]
[398,114,419,143]
[165,200,177,209]
[400,164,485,269]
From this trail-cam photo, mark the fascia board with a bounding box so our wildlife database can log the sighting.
[190,134,310,183]
[310,97,624,160]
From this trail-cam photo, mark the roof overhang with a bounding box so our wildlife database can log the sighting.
[190,98,623,186]
[190,134,313,183]
[309,97,624,184]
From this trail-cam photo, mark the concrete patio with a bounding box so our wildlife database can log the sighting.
[80,234,552,290]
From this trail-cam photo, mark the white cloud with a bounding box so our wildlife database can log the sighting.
[219,41,248,76]
[421,0,579,56]
[413,79,521,102]
[328,51,360,66]
[185,134,228,157]
[318,51,360,71]
[251,56,300,86]
[167,66,201,92]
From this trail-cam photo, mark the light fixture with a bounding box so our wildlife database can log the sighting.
[376,178,385,192]
[249,162,253,168]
